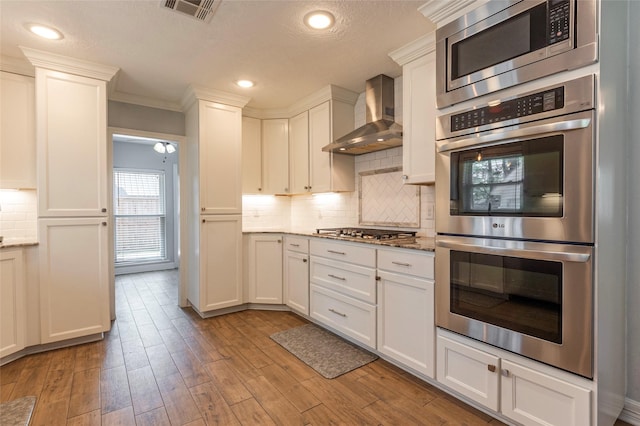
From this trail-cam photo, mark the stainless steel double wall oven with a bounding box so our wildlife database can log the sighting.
[435,75,596,378]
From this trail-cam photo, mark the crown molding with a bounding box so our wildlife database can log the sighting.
[20,46,119,81]
[181,84,251,111]
[0,55,35,77]
[109,90,183,112]
[418,0,483,28]
[287,84,359,117]
[389,32,436,66]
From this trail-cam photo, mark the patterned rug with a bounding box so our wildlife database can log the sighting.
[0,396,36,426]
[270,323,378,379]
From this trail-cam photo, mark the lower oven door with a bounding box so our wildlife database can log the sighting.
[435,235,593,378]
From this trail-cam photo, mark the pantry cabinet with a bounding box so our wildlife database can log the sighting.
[246,233,283,304]
[284,235,310,315]
[437,331,592,426]
[242,116,263,194]
[0,71,36,189]
[262,118,289,195]
[0,249,26,358]
[377,247,435,378]
[390,33,436,185]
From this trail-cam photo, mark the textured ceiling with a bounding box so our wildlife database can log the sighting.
[0,0,435,111]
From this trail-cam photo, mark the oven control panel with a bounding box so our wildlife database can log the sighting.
[450,87,565,132]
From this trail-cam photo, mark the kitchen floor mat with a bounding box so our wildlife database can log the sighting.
[0,396,36,426]
[270,323,377,379]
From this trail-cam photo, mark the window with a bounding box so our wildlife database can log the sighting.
[114,170,166,264]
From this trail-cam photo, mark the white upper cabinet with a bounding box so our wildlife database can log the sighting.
[35,69,110,216]
[199,101,243,214]
[289,110,310,194]
[0,72,36,189]
[242,116,263,194]
[262,118,289,195]
[390,33,437,185]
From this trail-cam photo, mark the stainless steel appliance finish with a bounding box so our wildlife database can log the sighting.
[316,227,416,241]
[435,0,598,108]
[435,75,595,243]
[435,235,593,377]
[322,74,402,155]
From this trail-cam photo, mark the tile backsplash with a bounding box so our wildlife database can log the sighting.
[0,189,37,241]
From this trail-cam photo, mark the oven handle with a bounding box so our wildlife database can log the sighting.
[436,238,591,263]
[437,117,591,153]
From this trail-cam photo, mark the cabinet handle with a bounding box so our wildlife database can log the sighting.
[277,240,282,243]
[284,187,289,192]
[101,208,107,213]
[258,188,262,191]
[201,207,205,212]
[328,274,346,281]
[328,308,347,317]
[304,186,309,190]
[290,243,300,247]
[327,250,346,255]
[202,219,205,223]
[487,364,496,373]
[102,222,107,226]
[501,369,511,377]
[303,258,308,263]
[402,174,408,180]
[392,261,412,267]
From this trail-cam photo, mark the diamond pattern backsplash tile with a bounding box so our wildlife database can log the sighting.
[359,167,420,227]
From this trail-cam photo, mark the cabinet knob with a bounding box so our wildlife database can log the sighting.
[284,187,289,192]
[375,276,381,281]
[402,174,408,180]
[277,240,282,243]
[304,186,308,190]
[201,207,205,212]
[501,369,511,377]
[487,364,496,373]
[258,188,262,191]
[102,222,107,226]
[303,258,308,263]
[202,219,205,223]
[101,208,107,213]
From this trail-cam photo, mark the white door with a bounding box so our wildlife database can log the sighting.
[36,69,108,217]
[284,250,309,315]
[308,101,332,193]
[289,111,309,194]
[0,250,26,357]
[242,116,263,194]
[262,119,289,194]
[39,218,110,343]
[248,234,283,304]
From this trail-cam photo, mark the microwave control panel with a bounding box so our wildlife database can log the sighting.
[548,0,571,45]
[450,86,565,132]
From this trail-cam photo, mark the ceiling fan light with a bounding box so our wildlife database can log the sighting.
[154,142,166,153]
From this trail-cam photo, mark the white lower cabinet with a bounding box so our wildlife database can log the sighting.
[284,236,309,315]
[0,249,26,358]
[38,218,110,343]
[437,332,592,426]
[309,239,376,349]
[247,234,283,304]
[377,248,435,378]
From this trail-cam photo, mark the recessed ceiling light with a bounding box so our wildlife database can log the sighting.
[26,23,64,40]
[304,10,335,30]
[236,80,254,88]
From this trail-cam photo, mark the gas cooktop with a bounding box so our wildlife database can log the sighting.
[316,227,417,241]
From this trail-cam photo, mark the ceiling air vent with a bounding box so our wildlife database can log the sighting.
[162,0,220,22]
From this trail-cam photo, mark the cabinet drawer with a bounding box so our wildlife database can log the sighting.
[284,235,309,253]
[310,284,376,349]
[310,239,376,267]
[310,257,376,304]
[378,248,434,279]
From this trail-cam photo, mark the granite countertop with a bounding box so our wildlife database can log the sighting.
[0,239,39,249]
[243,230,435,252]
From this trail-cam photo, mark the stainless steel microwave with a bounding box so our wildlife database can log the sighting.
[435,0,598,108]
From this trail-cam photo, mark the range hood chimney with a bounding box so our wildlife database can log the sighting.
[323,74,402,155]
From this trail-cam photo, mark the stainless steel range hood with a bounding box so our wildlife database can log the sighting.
[323,74,402,155]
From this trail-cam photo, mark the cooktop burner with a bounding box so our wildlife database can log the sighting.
[316,227,417,241]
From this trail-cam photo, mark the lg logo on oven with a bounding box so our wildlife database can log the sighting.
[492,223,505,229]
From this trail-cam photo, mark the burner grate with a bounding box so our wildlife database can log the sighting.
[316,227,416,241]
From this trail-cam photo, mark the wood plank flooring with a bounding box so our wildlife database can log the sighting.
[0,270,629,425]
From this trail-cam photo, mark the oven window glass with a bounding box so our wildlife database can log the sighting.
[450,250,562,343]
[451,3,547,80]
[450,136,563,216]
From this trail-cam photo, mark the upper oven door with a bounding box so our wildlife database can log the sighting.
[435,109,594,243]
[436,0,598,108]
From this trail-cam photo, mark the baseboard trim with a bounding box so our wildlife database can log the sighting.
[0,333,104,366]
[619,398,640,425]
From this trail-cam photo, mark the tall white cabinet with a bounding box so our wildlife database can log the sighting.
[184,87,249,315]
[22,47,118,344]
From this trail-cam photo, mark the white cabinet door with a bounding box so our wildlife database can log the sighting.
[377,270,434,378]
[402,52,436,185]
[262,119,289,195]
[289,111,310,194]
[0,72,36,189]
[247,234,283,304]
[284,250,309,315]
[437,335,500,411]
[36,69,108,217]
[199,101,243,214]
[242,116,263,194]
[501,360,591,426]
[199,215,243,312]
[0,249,26,357]
[39,218,110,343]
